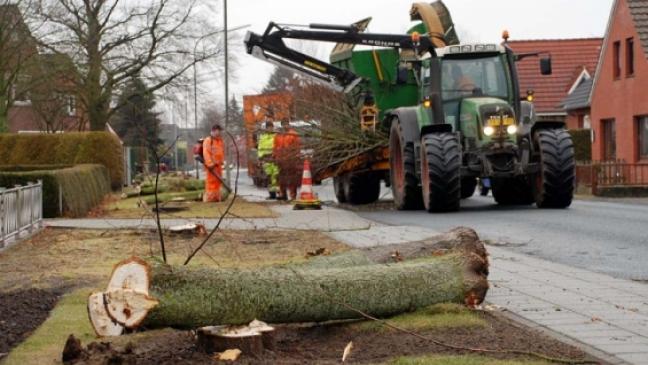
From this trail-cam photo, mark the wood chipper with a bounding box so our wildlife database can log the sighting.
[244,1,574,212]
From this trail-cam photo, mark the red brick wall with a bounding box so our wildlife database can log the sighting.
[591,0,648,162]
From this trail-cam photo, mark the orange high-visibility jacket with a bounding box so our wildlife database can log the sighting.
[273,128,301,160]
[203,136,225,202]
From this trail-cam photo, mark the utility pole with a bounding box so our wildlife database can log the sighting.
[194,57,199,178]
[224,0,231,184]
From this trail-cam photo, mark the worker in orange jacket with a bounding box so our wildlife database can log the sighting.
[203,124,225,202]
[273,120,302,200]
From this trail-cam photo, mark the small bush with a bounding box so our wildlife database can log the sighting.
[569,129,592,162]
[0,132,124,189]
[0,164,111,218]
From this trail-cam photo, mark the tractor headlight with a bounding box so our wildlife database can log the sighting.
[507,125,518,135]
[483,126,495,136]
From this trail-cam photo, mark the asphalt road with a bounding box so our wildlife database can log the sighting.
[311,179,648,281]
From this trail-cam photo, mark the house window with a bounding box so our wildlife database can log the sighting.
[613,41,621,79]
[602,119,616,161]
[638,116,648,159]
[626,38,634,77]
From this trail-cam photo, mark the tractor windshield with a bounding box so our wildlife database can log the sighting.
[440,55,510,101]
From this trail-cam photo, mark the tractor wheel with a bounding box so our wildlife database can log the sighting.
[492,177,534,205]
[343,172,381,205]
[333,176,347,203]
[390,121,423,210]
[534,129,575,208]
[420,133,461,213]
[461,177,478,199]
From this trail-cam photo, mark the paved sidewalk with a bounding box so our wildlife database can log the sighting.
[45,204,375,232]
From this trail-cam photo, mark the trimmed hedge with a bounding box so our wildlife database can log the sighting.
[569,129,592,162]
[0,164,111,218]
[0,132,123,189]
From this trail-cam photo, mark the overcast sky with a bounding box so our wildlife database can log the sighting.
[162,0,614,126]
[225,0,614,101]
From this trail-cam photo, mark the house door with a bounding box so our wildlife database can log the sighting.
[602,119,616,161]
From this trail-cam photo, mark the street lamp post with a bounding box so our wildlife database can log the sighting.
[223,0,231,185]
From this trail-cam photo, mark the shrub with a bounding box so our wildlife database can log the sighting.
[0,164,111,218]
[0,132,124,189]
[569,129,592,162]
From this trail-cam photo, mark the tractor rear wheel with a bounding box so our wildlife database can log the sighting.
[343,172,381,205]
[534,129,575,208]
[421,133,461,213]
[390,121,423,210]
[492,177,534,205]
[333,176,347,203]
[461,178,478,199]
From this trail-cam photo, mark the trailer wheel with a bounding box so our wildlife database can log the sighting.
[390,122,423,210]
[461,178,478,199]
[534,129,575,208]
[421,133,461,212]
[343,172,380,205]
[492,178,534,205]
[333,176,347,203]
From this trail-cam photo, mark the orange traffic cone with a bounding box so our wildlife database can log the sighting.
[294,159,322,210]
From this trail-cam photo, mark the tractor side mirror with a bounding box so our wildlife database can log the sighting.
[540,57,552,75]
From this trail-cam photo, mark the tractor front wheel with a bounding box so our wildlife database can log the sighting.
[421,133,461,213]
[534,129,575,208]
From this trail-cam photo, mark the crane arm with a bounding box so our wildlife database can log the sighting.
[244,22,441,93]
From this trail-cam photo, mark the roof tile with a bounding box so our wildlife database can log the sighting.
[507,38,603,113]
[628,0,648,57]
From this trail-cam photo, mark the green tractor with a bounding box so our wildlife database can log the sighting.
[244,1,575,212]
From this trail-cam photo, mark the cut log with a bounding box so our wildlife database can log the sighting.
[197,326,264,357]
[87,292,123,337]
[104,289,159,328]
[107,257,151,293]
[93,227,488,331]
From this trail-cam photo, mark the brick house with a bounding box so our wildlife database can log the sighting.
[507,38,602,128]
[590,0,648,163]
[1,5,85,133]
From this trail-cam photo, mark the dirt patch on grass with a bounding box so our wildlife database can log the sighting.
[0,288,61,356]
[0,228,349,292]
[70,311,593,365]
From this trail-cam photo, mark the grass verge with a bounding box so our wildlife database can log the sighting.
[355,303,486,332]
[3,289,95,365]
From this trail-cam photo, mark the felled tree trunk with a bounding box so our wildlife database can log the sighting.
[90,227,488,335]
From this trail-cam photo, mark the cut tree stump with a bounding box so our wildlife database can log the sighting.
[89,227,489,334]
[197,325,267,356]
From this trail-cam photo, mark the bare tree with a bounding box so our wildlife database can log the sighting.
[33,0,226,131]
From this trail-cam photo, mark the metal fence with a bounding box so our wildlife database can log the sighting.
[0,181,43,249]
[576,161,648,194]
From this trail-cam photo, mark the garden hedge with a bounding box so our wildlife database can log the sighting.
[0,132,123,189]
[568,129,592,162]
[0,164,111,218]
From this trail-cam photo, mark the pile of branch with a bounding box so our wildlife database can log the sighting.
[88,228,488,337]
